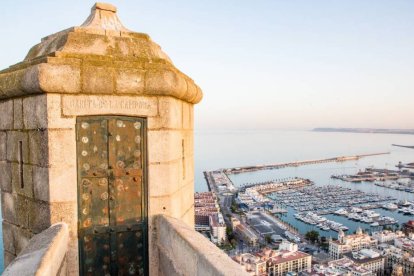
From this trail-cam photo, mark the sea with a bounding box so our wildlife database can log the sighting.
[194,130,414,238]
[0,130,412,272]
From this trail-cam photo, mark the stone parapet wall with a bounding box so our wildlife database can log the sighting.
[3,223,69,276]
[155,215,250,276]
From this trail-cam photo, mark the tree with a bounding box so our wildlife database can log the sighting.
[305,230,320,243]
[264,234,273,244]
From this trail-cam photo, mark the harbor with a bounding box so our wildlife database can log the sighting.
[204,152,414,238]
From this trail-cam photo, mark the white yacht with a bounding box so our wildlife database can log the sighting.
[383,203,398,210]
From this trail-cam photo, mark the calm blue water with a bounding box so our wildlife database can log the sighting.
[194,130,414,237]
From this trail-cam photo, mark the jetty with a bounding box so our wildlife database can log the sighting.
[223,152,390,174]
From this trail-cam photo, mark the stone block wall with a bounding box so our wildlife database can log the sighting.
[1,93,195,274]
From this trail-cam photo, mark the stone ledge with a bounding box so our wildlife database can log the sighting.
[0,30,203,104]
[3,222,69,276]
[155,215,249,276]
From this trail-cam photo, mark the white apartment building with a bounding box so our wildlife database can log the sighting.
[371,230,404,243]
[209,213,227,245]
[329,228,378,259]
[344,249,384,275]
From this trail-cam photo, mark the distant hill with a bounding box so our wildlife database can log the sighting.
[313,128,414,135]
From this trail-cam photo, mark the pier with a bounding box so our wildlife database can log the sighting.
[223,152,390,174]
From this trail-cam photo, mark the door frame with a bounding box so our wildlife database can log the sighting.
[75,115,149,275]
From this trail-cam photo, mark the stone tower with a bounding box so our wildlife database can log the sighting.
[0,2,202,275]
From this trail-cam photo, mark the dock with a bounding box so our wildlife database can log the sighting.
[223,152,390,174]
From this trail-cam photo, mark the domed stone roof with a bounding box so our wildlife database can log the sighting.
[0,2,202,104]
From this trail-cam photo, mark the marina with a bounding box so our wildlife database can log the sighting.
[268,185,395,213]
[225,157,414,238]
[201,132,414,239]
[374,179,414,193]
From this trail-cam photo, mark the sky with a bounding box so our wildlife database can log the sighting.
[1,0,413,130]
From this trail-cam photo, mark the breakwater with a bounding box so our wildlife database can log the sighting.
[223,152,390,174]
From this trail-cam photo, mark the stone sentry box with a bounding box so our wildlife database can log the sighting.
[0,2,202,275]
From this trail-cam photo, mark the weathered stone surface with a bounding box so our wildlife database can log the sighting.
[148,130,182,163]
[0,69,31,100]
[0,131,6,160]
[28,199,51,233]
[184,155,194,185]
[182,103,193,130]
[0,161,12,192]
[150,197,173,218]
[4,250,16,268]
[50,202,77,234]
[148,160,182,198]
[12,99,23,129]
[28,129,48,167]
[38,63,81,93]
[0,100,13,130]
[47,129,76,168]
[23,95,47,129]
[2,222,16,254]
[48,166,77,202]
[46,94,75,129]
[0,3,203,103]
[11,163,33,198]
[16,194,29,228]
[83,62,114,94]
[146,68,187,99]
[3,223,69,276]
[14,225,33,254]
[115,67,145,94]
[6,131,29,163]
[32,166,49,202]
[62,95,158,117]
[66,240,79,275]
[171,181,194,221]
[1,192,17,224]
[148,97,183,130]
[180,205,195,228]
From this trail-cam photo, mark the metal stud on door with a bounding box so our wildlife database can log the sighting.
[77,116,147,276]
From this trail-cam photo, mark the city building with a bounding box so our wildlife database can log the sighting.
[393,236,414,254]
[209,213,227,245]
[279,240,299,252]
[234,248,311,276]
[266,250,311,276]
[304,261,373,276]
[343,249,384,275]
[231,217,241,230]
[235,223,259,246]
[195,192,220,229]
[371,230,404,243]
[329,228,378,259]
[235,253,267,275]
[379,244,414,275]
[329,258,375,276]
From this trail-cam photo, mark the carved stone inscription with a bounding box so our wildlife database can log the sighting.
[62,95,158,116]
